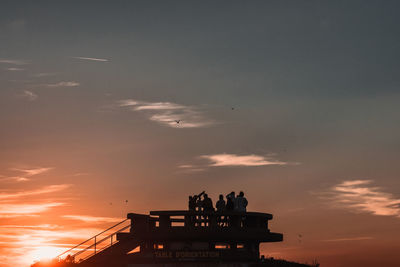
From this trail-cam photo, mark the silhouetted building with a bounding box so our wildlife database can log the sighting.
[42,207,317,267]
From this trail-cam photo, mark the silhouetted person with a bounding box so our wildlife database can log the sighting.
[188,196,196,211]
[225,192,235,227]
[236,191,248,212]
[226,191,235,211]
[216,194,226,212]
[202,193,214,212]
[216,194,226,226]
[195,191,205,211]
[202,193,214,226]
[190,191,205,226]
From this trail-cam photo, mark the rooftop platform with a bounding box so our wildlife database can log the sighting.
[54,209,284,266]
[116,210,282,243]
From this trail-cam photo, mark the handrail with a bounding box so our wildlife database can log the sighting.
[149,210,273,218]
[80,224,131,261]
[56,218,129,260]
[74,224,130,258]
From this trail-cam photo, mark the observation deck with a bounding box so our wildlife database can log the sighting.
[52,209,286,267]
[59,210,283,266]
[120,210,282,243]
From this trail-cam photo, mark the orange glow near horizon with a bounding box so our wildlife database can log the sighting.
[26,246,65,264]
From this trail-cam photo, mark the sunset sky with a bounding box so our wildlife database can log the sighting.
[1,1,400,267]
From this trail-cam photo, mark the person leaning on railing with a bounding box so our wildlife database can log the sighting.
[202,193,214,226]
[235,191,248,212]
[188,191,205,226]
[226,191,235,211]
[216,194,226,226]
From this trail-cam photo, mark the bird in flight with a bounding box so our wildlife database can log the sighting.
[298,234,303,243]
[175,120,181,124]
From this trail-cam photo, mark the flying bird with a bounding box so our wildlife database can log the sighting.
[175,120,181,124]
[298,234,303,243]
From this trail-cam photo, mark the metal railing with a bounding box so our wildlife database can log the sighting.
[56,218,130,263]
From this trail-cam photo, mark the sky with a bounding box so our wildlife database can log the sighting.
[1,1,400,266]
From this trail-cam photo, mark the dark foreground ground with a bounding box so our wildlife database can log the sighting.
[31,258,318,267]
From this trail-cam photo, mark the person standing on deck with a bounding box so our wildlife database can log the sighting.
[203,194,214,212]
[202,193,214,226]
[189,191,205,226]
[216,194,226,226]
[236,191,248,212]
[226,191,235,211]
[216,194,226,212]
[188,196,196,211]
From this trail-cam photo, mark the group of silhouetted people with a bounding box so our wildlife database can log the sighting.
[188,191,248,227]
[188,191,248,213]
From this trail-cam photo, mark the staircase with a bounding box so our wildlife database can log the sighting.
[56,218,131,263]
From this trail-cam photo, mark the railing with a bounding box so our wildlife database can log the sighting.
[56,218,131,263]
[146,210,272,230]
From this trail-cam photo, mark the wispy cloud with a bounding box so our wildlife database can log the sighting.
[5,67,24,71]
[31,72,57,78]
[46,81,80,87]
[322,236,373,242]
[177,165,206,173]
[72,56,109,62]
[12,167,53,177]
[118,99,215,128]
[0,176,30,182]
[327,180,400,218]
[1,167,53,182]
[0,184,71,200]
[72,172,91,177]
[200,153,288,167]
[0,59,29,65]
[62,215,123,223]
[0,214,39,218]
[0,203,64,216]
[0,224,59,230]
[21,90,38,101]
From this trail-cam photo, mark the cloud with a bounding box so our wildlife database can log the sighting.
[72,56,109,62]
[118,99,215,128]
[0,167,52,183]
[0,176,30,182]
[46,81,80,87]
[0,203,63,216]
[0,224,59,230]
[0,184,71,200]
[21,90,38,101]
[71,172,91,177]
[328,180,400,218]
[178,165,196,169]
[322,236,373,242]
[0,59,29,65]
[62,215,123,223]
[200,153,288,167]
[5,67,24,71]
[176,165,205,173]
[12,167,53,177]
